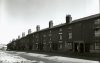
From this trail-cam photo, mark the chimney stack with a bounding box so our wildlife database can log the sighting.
[18,36,20,39]
[66,15,72,24]
[49,20,53,28]
[12,39,15,41]
[22,32,25,37]
[36,25,40,31]
[28,29,31,34]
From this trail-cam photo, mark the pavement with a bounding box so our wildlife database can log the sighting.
[0,50,99,63]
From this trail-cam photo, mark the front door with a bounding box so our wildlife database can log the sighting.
[80,43,84,53]
[74,43,84,53]
[85,43,90,52]
[74,43,78,52]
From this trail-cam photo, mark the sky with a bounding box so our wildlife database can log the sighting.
[0,0,99,44]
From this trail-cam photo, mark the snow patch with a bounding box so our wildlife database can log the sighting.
[0,51,39,63]
[23,52,99,63]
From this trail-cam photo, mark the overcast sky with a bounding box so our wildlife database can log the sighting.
[0,0,99,44]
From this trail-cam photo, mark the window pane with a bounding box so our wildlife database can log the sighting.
[69,33,72,39]
[95,29,100,37]
[95,19,100,24]
[60,35,62,40]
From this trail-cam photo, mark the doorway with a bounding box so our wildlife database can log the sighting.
[74,43,78,52]
[85,43,90,52]
[74,43,84,53]
[80,43,84,53]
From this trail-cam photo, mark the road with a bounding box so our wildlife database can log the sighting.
[0,50,99,63]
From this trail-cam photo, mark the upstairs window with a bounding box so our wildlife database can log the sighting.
[36,35,38,38]
[95,43,100,50]
[49,34,52,36]
[69,32,72,39]
[50,30,51,33]
[43,34,46,37]
[94,19,100,37]
[59,28,62,31]
[68,26,72,29]
[95,19,100,24]
[95,29,100,37]
[59,35,62,40]
[50,38,51,40]
[68,26,72,33]
[33,35,34,37]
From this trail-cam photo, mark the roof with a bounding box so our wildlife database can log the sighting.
[20,13,100,37]
[34,13,100,33]
[71,13,100,24]
[33,23,66,33]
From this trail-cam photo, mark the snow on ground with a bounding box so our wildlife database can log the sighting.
[2,51,99,63]
[0,51,45,63]
[15,52,99,63]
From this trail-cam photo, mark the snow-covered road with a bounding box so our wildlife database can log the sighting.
[0,51,99,63]
[0,51,44,63]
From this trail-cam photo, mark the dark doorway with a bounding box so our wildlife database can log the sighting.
[74,43,78,52]
[80,43,84,53]
[74,43,84,53]
[85,43,90,52]
[38,43,43,51]
[52,43,58,51]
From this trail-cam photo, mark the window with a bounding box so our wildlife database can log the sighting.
[50,38,51,40]
[68,26,72,29]
[95,29,100,37]
[36,34,38,38]
[37,39,39,41]
[59,28,63,40]
[43,42,46,45]
[50,30,51,33]
[68,43,72,45]
[94,19,100,29]
[95,43,100,50]
[33,35,34,37]
[43,34,46,42]
[68,26,72,33]
[95,19,100,24]
[60,35,62,40]
[43,39,45,42]
[49,34,52,36]
[90,44,95,50]
[58,33,62,34]
[14,42,16,46]
[95,43,100,46]
[59,43,63,49]
[36,43,38,49]
[94,19,100,37]
[69,33,72,39]
[66,43,72,49]
[59,28,62,31]
[43,34,46,37]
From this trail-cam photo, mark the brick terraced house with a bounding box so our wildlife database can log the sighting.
[7,13,100,53]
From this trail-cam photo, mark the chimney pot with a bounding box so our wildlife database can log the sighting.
[28,29,31,34]
[49,20,53,28]
[66,15,72,24]
[12,39,15,41]
[18,36,20,39]
[22,32,25,37]
[36,25,40,31]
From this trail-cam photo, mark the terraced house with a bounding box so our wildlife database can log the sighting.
[7,13,100,53]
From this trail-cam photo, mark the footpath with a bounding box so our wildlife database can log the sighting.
[10,50,100,61]
[6,50,100,63]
